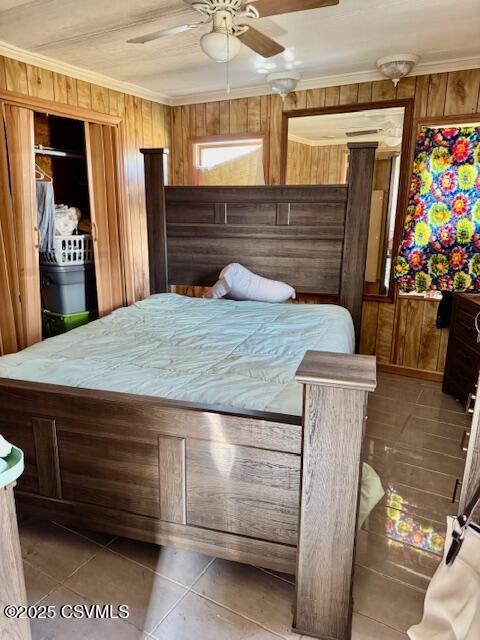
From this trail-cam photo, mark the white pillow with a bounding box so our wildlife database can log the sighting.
[205,263,295,303]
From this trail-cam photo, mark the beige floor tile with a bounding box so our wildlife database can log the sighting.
[416,387,466,413]
[20,520,101,582]
[412,403,471,428]
[365,503,446,550]
[375,482,454,524]
[193,558,296,638]
[365,450,457,499]
[350,613,408,639]
[30,585,148,640]
[356,529,440,591]
[258,567,295,585]
[55,522,117,546]
[64,548,186,634]
[366,433,465,478]
[153,591,282,640]
[399,417,467,458]
[353,566,424,632]
[109,537,213,586]
[373,378,423,403]
[23,560,60,605]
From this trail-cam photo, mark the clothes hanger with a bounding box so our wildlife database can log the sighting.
[35,163,53,183]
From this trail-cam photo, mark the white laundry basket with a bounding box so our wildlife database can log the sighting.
[40,235,93,266]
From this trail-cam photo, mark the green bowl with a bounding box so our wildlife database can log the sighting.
[0,446,24,488]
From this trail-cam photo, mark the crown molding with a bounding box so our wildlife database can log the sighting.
[0,40,172,105]
[1,39,479,109]
[169,54,480,106]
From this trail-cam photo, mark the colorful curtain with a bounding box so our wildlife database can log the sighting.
[394,126,480,293]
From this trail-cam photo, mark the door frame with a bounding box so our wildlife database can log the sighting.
[0,88,133,310]
[280,97,415,304]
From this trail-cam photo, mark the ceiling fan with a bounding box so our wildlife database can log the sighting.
[127,0,339,63]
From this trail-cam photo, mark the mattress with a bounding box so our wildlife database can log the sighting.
[0,293,355,416]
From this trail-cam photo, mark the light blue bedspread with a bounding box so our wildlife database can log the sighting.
[0,294,355,416]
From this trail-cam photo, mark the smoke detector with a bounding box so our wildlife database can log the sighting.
[377,54,419,86]
[267,71,301,99]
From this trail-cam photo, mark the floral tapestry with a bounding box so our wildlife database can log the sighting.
[394,126,480,293]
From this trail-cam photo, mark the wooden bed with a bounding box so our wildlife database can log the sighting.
[1,142,377,640]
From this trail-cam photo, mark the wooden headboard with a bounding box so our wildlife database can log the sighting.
[141,142,377,346]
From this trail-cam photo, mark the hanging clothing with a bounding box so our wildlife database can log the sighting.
[36,180,55,252]
[394,125,480,293]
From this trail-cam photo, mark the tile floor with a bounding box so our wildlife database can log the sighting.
[17,372,469,639]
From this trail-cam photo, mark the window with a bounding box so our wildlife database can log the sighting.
[192,137,265,186]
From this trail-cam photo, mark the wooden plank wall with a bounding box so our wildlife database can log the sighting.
[286,141,347,184]
[170,69,480,376]
[0,55,171,302]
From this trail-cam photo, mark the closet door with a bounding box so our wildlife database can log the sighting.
[85,122,125,317]
[0,104,41,351]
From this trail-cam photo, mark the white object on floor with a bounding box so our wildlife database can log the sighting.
[408,517,480,639]
[206,263,295,303]
[0,434,12,458]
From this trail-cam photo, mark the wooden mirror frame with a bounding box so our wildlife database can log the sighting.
[280,98,415,303]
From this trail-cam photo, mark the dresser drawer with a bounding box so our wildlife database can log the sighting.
[452,300,480,354]
[444,335,480,405]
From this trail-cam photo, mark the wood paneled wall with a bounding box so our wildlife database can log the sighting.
[0,55,171,302]
[286,141,347,184]
[170,69,480,377]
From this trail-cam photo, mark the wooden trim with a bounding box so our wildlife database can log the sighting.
[32,417,62,499]
[415,112,480,129]
[341,142,378,345]
[0,88,121,125]
[188,132,269,185]
[16,492,297,575]
[158,435,186,525]
[280,98,415,305]
[141,148,169,294]
[377,362,444,383]
[294,351,376,640]
[0,484,31,639]
[85,122,127,316]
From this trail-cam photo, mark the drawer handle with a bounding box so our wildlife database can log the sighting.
[476,312,480,344]
[466,392,476,415]
[452,478,462,503]
[461,429,471,452]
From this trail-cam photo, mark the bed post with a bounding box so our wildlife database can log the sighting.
[141,148,169,294]
[294,351,376,640]
[340,142,378,350]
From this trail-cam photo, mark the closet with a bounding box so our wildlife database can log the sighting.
[35,113,98,338]
[0,99,127,356]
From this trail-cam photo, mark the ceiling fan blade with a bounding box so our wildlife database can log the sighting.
[237,26,284,58]
[127,23,200,44]
[248,0,339,18]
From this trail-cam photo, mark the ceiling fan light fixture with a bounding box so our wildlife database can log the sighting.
[200,30,241,62]
[267,71,301,99]
[377,54,420,86]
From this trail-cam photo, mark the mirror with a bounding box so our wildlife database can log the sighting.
[284,102,411,300]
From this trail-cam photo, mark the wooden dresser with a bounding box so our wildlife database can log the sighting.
[443,293,480,407]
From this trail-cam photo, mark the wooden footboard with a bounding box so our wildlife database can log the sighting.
[0,350,375,640]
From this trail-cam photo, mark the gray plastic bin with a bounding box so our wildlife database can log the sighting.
[40,264,97,314]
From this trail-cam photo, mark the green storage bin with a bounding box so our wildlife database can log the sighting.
[42,309,95,337]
